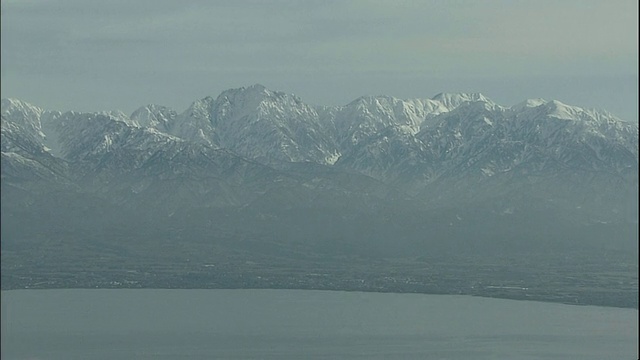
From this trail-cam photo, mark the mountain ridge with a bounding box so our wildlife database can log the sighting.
[2,84,636,187]
[2,86,637,307]
[1,85,638,258]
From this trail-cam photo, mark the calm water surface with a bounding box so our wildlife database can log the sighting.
[1,289,637,359]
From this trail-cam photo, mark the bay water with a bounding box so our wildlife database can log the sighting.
[1,289,637,359]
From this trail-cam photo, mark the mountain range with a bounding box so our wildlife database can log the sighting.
[1,84,638,259]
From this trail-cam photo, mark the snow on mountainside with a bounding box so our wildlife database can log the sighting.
[2,87,636,175]
[331,95,446,150]
[166,96,219,147]
[130,104,178,132]
[1,98,47,154]
[336,96,636,189]
[144,84,341,164]
[1,99,71,184]
[208,84,339,165]
[1,85,637,221]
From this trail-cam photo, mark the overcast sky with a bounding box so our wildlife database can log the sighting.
[1,0,638,121]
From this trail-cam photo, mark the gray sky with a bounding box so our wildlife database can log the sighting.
[1,0,638,121]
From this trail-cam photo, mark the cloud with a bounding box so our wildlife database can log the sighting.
[1,0,637,120]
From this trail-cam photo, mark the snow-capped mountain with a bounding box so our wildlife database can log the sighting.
[3,85,636,187]
[330,95,445,151]
[149,84,341,165]
[1,99,70,184]
[1,98,48,154]
[129,104,178,133]
[1,85,637,256]
[209,84,340,165]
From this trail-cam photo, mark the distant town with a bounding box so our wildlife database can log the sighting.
[3,250,636,309]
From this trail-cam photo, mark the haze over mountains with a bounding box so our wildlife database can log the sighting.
[1,84,638,260]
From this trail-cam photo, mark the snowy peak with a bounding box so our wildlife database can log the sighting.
[543,100,582,120]
[213,84,277,115]
[206,85,338,164]
[1,98,45,138]
[1,88,637,227]
[431,92,495,110]
[45,110,185,164]
[220,83,269,97]
[1,87,636,177]
[212,84,311,122]
[1,99,70,183]
[129,104,178,131]
[1,98,50,157]
[182,96,216,121]
[511,98,630,127]
[334,96,449,150]
[1,98,44,120]
[512,98,548,111]
[168,97,217,146]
